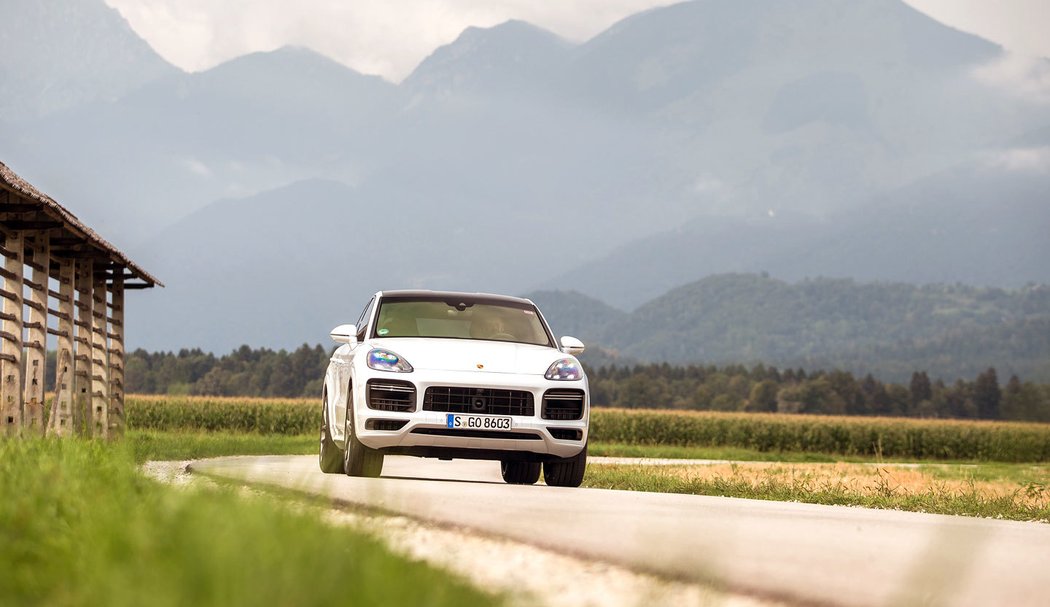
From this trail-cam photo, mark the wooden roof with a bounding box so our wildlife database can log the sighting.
[0,161,162,289]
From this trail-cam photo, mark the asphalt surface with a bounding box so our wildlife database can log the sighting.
[190,455,1050,607]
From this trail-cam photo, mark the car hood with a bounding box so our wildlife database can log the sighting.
[367,338,566,375]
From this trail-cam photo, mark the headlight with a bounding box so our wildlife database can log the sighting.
[545,358,582,381]
[367,348,413,373]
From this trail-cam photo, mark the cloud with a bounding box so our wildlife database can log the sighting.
[984,146,1050,173]
[972,53,1050,104]
[182,157,212,177]
[105,0,676,81]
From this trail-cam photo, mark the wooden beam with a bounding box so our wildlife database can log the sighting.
[48,288,70,303]
[72,259,93,437]
[1,231,23,437]
[23,234,49,434]
[48,255,76,437]
[90,273,108,438]
[1,220,63,230]
[0,203,41,213]
[108,274,125,439]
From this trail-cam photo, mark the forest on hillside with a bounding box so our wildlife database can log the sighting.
[527,274,1050,382]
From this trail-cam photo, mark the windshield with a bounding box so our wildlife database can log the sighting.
[373,296,554,347]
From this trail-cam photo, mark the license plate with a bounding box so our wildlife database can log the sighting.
[446,414,513,431]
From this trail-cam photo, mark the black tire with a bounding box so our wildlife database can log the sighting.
[543,443,587,487]
[343,391,384,478]
[500,460,541,485]
[318,393,345,474]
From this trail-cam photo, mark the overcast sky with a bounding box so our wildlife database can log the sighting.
[104,0,1050,81]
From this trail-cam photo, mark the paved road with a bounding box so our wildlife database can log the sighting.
[191,455,1050,607]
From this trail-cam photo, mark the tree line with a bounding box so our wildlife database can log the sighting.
[92,345,1050,423]
[588,363,1050,422]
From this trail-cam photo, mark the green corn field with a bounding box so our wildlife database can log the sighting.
[124,396,1050,462]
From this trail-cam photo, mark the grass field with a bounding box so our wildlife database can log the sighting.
[118,395,1050,523]
[582,461,1050,522]
[0,437,499,607]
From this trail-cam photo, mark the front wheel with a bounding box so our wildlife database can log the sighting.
[500,460,540,484]
[343,402,384,478]
[543,443,587,487]
[318,394,345,474]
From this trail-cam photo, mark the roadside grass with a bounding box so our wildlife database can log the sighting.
[0,438,500,607]
[584,461,1050,522]
[127,429,315,463]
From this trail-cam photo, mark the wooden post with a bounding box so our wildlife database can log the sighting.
[90,273,108,438]
[1,230,25,437]
[48,256,76,437]
[108,275,125,438]
[23,234,49,435]
[73,259,93,437]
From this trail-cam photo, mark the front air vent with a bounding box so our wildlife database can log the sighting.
[423,387,534,416]
[366,379,416,412]
[541,389,585,420]
[548,428,583,441]
[366,419,408,431]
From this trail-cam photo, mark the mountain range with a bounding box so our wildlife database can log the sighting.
[1,0,1048,358]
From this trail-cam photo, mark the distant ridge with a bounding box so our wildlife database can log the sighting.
[527,274,1050,382]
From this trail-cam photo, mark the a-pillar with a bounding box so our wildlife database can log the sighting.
[0,230,24,437]
[73,259,94,437]
[90,272,109,438]
[108,275,125,438]
[22,234,50,434]
[48,256,76,437]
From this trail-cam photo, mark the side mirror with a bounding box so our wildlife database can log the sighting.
[330,324,358,346]
[560,336,585,356]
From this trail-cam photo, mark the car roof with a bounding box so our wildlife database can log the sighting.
[376,289,535,306]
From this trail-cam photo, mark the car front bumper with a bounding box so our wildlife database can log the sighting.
[352,368,589,461]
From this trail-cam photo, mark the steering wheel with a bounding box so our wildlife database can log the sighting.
[492,332,516,340]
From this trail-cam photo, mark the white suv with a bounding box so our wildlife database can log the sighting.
[319,290,589,487]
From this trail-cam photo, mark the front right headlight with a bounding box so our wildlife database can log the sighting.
[545,358,582,381]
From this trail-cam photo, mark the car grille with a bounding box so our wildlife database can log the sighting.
[423,387,535,416]
[366,380,416,412]
[541,389,585,420]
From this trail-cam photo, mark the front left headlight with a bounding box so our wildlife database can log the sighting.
[545,358,582,381]
[367,348,413,372]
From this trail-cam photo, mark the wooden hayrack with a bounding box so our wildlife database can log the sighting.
[0,161,161,438]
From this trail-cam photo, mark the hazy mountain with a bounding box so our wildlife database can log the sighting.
[0,0,177,119]
[128,179,379,350]
[403,20,571,100]
[542,155,1050,309]
[3,0,1049,354]
[4,46,399,238]
[529,274,1050,382]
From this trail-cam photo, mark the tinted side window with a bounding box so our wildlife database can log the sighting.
[355,297,375,341]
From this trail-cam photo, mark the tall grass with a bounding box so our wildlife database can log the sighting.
[0,438,497,607]
[128,395,316,433]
